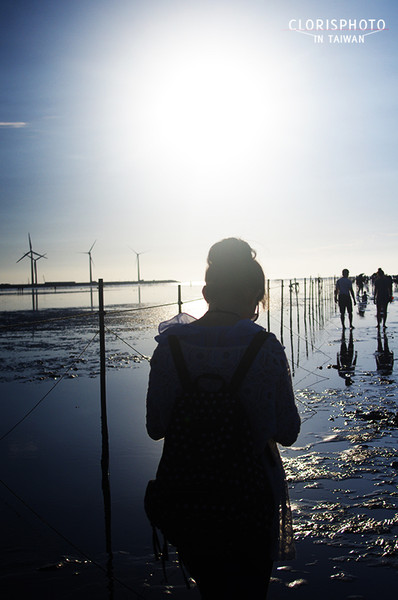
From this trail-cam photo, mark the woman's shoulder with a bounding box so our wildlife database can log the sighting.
[155,313,283,351]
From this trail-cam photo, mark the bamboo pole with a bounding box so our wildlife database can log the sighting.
[289,280,294,376]
[98,279,113,587]
[98,279,108,438]
[295,279,300,335]
[304,278,307,323]
[295,279,300,367]
[178,284,182,314]
[304,278,309,358]
[280,279,284,344]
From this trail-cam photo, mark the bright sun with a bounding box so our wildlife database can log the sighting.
[98,4,303,192]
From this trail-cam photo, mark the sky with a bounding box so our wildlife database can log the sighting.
[1,0,398,284]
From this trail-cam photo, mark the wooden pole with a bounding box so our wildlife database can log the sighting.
[280,279,284,344]
[304,278,309,358]
[304,278,307,323]
[178,284,182,314]
[295,279,300,367]
[98,279,113,589]
[99,279,108,431]
[295,279,300,334]
[289,280,294,376]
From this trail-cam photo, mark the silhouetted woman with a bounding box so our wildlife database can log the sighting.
[146,238,300,599]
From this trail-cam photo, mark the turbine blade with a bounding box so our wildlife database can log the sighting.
[28,233,32,251]
[16,252,29,263]
[89,240,96,252]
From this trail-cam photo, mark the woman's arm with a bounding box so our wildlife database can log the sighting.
[146,344,175,440]
[146,338,186,440]
[274,350,301,447]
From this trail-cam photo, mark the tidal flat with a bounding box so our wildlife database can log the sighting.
[0,284,397,598]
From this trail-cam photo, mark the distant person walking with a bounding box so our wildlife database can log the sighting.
[356,273,365,296]
[335,269,356,330]
[374,268,393,328]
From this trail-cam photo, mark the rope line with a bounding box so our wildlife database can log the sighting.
[0,331,99,443]
[269,312,336,362]
[0,297,203,331]
[104,326,151,361]
[104,296,202,317]
[0,310,99,330]
[0,477,146,599]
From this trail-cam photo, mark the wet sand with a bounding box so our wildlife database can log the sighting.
[1,295,397,598]
[270,298,398,599]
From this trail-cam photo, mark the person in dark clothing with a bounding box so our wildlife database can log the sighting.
[335,269,357,329]
[145,238,300,599]
[374,268,393,328]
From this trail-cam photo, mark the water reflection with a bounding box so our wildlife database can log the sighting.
[337,331,357,386]
[357,291,368,317]
[30,288,39,311]
[101,413,114,599]
[284,380,398,579]
[375,331,394,374]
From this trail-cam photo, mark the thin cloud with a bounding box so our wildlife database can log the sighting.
[0,122,27,128]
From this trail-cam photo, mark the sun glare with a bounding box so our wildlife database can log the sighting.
[97,4,304,196]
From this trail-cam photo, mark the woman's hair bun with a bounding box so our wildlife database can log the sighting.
[205,238,265,306]
[207,238,256,267]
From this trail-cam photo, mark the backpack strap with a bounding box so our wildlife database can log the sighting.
[168,335,193,390]
[230,330,270,389]
[168,330,270,391]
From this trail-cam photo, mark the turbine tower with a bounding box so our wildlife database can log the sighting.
[81,240,96,284]
[131,248,145,282]
[16,234,47,285]
[33,254,47,286]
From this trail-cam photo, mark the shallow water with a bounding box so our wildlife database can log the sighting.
[1,283,397,598]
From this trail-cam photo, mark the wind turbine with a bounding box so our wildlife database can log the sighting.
[130,248,146,282]
[16,234,47,285]
[33,253,47,286]
[81,240,96,284]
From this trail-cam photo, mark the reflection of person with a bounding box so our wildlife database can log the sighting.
[374,268,393,328]
[356,273,364,295]
[375,330,394,374]
[335,269,356,329]
[146,238,300,599]
[337,330,357,385]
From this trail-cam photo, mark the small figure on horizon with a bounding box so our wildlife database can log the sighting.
[335,269,356,330]
[374,268,393,329]
[356,273,365,296]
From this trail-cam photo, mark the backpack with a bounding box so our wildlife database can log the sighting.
[144,330,274,555]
